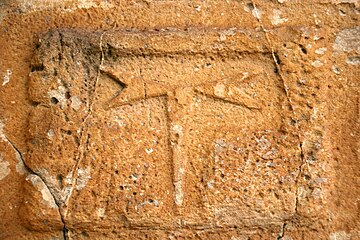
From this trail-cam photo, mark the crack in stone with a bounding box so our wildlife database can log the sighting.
[295,142,306,214]
[249,0,293,110]
[277,222,287,239]
[251,0,305,216]
[4,136,68,239]
[62,31,107,237]
[26,30,109,238]
[141,68,153,128]
[21,26,313,234]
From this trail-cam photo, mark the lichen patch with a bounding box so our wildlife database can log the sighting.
[2,69,12,86]
[0,155,10,181]
[26,174,57,209]
[76,166,91,190]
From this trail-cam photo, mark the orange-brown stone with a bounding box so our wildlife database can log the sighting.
[0,1,359,239]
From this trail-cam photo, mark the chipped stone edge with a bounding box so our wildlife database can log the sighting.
[0,119,68,239]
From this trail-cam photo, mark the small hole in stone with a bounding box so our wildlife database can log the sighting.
[57,174,63,182]
[50,97,59,104]
[31,64,44,72]
[274,192,280,199]
[299,44,307,54]
[274,52,281,64]
[133,192,137,195]
[57,174,63,188]
[120,186,124,190]
[30,101,40,107]
[115,170,119,174]
[246,2,255,11]
[81,231,90,237]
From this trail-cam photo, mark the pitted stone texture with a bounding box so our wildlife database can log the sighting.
[0,0,359,239]
[22,28,323,236]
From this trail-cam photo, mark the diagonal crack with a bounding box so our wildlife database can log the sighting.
[250,0,306,215]
[4,136,68,240]
[64,31,107,229]
[249,0,293,109]
[277,222,287,239]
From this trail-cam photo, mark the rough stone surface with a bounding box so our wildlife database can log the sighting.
[0,0,359,239]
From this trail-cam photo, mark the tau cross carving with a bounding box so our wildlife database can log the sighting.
[99,64,262,208]
[23,29,298,230]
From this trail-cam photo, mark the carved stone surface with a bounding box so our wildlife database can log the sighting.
[24,29,297,228]
[0,1,359,239]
